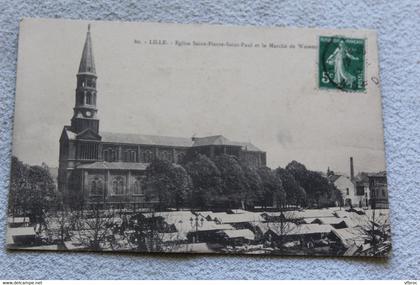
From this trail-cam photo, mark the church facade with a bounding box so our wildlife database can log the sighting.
[58,26,266,208]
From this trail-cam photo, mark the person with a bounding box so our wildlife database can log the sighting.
[36,208,47,235]
[326,40,359,88]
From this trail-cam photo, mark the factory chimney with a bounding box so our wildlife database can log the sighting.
[350,157,355,181]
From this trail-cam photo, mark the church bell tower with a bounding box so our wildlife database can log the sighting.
[70,24,99,134]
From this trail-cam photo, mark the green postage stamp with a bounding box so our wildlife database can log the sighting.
[319,36,365,92]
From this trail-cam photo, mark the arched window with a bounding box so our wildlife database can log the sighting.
[90,177,103,196]
[161,151,171,161]
[177,152,185,163]
[123,150,137,162]
[77,93,84,105]
[96,179,103,193]
[103,150,109,161]
[104,148,117,162]
[86,92,92,105]
[112,180,117,193]
[133,177,144,195]
[118,179,124,194]
[130,151,136,162]
[91,180,96,194]
[112,176,124,195]
[144,150,153,163]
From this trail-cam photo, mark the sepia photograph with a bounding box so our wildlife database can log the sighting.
[7,18,391,257]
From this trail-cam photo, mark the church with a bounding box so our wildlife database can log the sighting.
[58,26,266,208]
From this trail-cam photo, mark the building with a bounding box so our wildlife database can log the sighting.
[365,171,388,209]
[328,157,388,209]
[58,25,266,208]
[329,174,358,207]
[328,158,368,208]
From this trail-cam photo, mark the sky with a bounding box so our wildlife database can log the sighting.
[12,19,387,174]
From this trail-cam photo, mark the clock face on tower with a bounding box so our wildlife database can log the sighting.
[85,110,92,117]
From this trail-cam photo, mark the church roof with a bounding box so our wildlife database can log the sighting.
[78,24,96,75]
[77,161,149,170]
[100,131,193,147]
[63,128,263,152]
[192,135,262,151]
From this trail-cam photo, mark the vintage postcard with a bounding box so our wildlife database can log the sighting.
[7,18,391,257]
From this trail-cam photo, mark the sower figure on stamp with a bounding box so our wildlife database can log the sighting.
[326,40,360,88]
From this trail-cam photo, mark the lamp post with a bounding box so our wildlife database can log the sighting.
[190,215,204,243]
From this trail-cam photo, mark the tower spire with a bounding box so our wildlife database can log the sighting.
[70,24,100,135]
[78,24,96,74]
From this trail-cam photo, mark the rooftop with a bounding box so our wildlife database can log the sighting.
[76,161,149,170]
[193,135,262,151]
[101,131,193,148]
[64,128,263,152]
[221,229,255,240]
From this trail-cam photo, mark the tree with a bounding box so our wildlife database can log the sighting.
[27,164,59,217]
[44,209,73,246]
[286,160,339,208]
[73,207,117,251]
[8,156,58,221]
[266,211,298,254]
[8,156,29,217]
[126,212,185,253]
[144,159,192,210]
[184,154,222,209]
[285,160,308,173]
[275,167,307,207]
[256,167,285,208]
[125,212,163,252]
[212,154,247,208]
[170,165,193,210]
[241,164,263,208]
[357,199,391,256]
